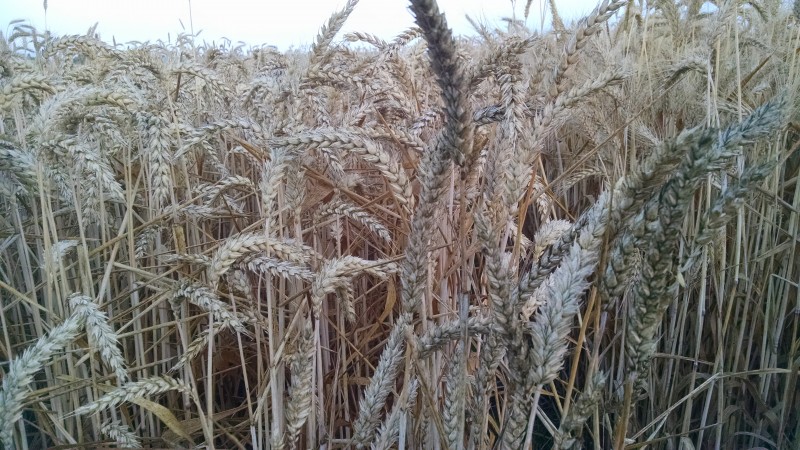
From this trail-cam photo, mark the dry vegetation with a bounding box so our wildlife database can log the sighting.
[1,0,799,448]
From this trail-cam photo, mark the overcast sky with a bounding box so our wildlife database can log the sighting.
[1,0,598,50]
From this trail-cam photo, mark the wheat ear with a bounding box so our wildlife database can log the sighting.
[0,314,83,450]
[101,420,142,448]
[370,378,419,450]
[283,320,315,450]
[554,372,607,450]
[409,0,473,167]
[73,376,194,417]
[69,293,129,383]
[351,313,409,448]
[208,232,320,288]
[443,342,467,448]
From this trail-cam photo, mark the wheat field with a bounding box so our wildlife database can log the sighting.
[0,0,799,448]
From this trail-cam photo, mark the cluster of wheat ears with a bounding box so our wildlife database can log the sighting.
[0,0,798,448]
